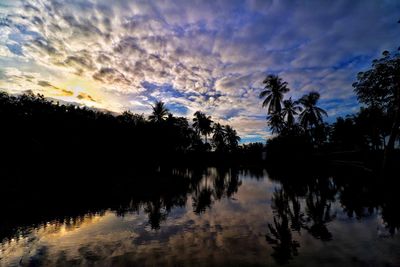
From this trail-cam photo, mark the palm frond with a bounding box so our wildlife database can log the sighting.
[259,89,271,98]
[262,94,273,108]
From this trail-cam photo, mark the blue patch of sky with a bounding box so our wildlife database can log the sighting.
[319,96,360,122]
[140,81,191,115]
[0,0,16,8]
[141,81,215,103]
[241,135,265,144]
[10,23,43,40]
[6,43,23,55]
[221,108,243,120]
[142,81,191,99]
[171,25,185,37]
[332,54,372,70]
[140,81,159,91]
[249,114,269,121]
[168,102,189,116]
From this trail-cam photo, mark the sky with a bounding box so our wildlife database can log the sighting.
[0,0,399,143]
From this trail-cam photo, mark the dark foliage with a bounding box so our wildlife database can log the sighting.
[261,47,400,168]
[0,91,261,178]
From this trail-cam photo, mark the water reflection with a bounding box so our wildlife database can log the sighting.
[0,166,399,266]
[265,161,400,265]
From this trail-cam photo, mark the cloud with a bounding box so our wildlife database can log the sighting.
[77,92,96,102]
[93,67,130,85]
[37,80,52,87]
[37,80,74,96]
[64,54,95,71]
[61,89,74,96]
[1,0,400,140]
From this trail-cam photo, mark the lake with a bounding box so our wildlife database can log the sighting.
[0,166,399,266]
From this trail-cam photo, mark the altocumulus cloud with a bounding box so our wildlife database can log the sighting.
[0,0,399,142]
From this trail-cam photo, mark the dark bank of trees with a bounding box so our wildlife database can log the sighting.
[0,91,252,176]
[261,48,400,168]
[259,75,329,161]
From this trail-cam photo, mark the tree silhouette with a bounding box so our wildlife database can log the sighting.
[118,111,146,126]
[192,111,213,145]
[212,123,226,151]
[353,49,400,163]
[149,101,169,123]
[267,113,285,134]
[281,97,302,129]
[224,125,240,151]
[356,107,390,150]
[298,92,327,133]
[259,74,290,114]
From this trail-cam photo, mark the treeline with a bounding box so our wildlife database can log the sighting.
[261,49,400,166]
[0,91,263,175]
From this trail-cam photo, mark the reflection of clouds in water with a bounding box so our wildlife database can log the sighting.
[294,213,400,267]
[1,170,400,266]
[0,175,276,266]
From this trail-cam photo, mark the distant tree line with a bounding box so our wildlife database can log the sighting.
[0,91,260,173]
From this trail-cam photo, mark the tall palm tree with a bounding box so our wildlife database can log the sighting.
[224,125,240,150]
[192,111,213,144]
[281,97,302,128]
[149,101,169,123]
[212,123,226,151]
[259,75,290,114]
[298,92,327,131]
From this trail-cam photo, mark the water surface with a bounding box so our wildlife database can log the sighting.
[0,167,399,266]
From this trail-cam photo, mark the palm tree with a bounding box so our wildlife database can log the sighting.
[298,92,327,131]
[212,123,226,151]
[224,125,240,150]
[281,98,302,128]
[259,75,290,114]
[267,113,285,134]
[192,111,213,144]
[149,101,169,123]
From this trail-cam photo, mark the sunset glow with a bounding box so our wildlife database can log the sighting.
[1,0,399,142]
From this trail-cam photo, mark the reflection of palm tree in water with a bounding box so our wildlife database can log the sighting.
[226,169,241,197]
[271,189,306,232]
[145,199,167,230]
[303,178,337,241]
[266,215,299,264]
[212,168,242,200]
[213,168,228,199]
[288,195,304,232]
[266,177,337,263]
[192,168,242,214]
[266,189,301,264]
[193,188,213,214]
[304,193,334,241]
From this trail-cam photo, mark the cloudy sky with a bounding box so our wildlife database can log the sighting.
[0,0,399,142]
